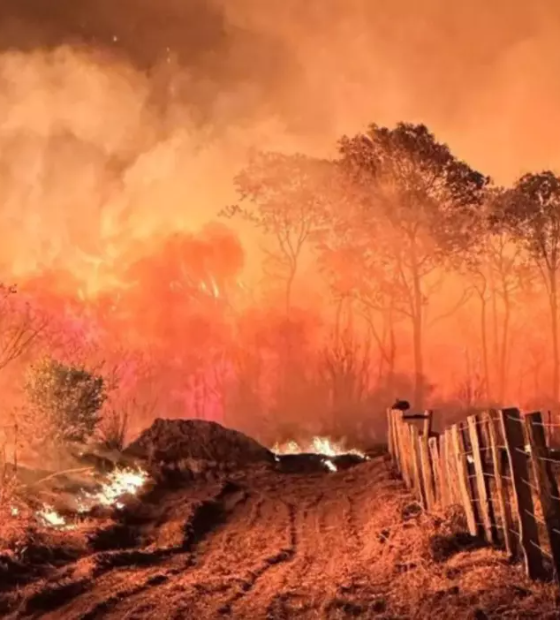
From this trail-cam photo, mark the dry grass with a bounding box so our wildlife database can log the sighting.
[358,483,560,619]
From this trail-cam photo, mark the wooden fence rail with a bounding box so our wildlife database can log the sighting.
[387,407,560,587]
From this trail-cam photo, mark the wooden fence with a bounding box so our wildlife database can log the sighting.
[387,407,560,586]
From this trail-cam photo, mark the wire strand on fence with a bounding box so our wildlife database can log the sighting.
[530,540,553,559]
[531,421,560,429]
[525,508,546,526]
[521,477,540,493]
[475,521,505,530]
[535,454,560,465]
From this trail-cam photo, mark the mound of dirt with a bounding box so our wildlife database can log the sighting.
[124,418,275,467]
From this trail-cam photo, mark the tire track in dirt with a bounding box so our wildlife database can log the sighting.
[67,485,252,619]
[3,458,395,620]
[239,467,385,619]
[229,479,335,619]
[3,481,247,619]
[215,500,297,615]
[100,483,295,619]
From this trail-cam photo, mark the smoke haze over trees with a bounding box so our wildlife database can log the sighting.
[2,1,560,450]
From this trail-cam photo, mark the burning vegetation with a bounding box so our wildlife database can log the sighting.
[2,1,560,617]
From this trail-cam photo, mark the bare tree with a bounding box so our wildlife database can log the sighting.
[0,284,47,373]
[223,152,332,314]
[467,193,532,403]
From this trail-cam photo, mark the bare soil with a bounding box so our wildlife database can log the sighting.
[1,453,559,619]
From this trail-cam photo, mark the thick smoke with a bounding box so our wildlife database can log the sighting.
[0,1,558,270]
[1,1,560,438]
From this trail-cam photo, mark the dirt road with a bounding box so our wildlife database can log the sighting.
[1,455,558,619]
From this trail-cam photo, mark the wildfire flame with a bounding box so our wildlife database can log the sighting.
[37,505,71,528]
[27,467,149,530]
[78,467,148,513]
[272,437,365,459]
[271,437,368,473]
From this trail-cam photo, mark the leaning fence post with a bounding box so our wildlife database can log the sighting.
[410,425,426,507]
[429,436,442,505]
[387,408,393,459]
[451,424,478,536]
[439,433,449,506]
[389,409,400,473]
[525,411,560,586]
[467,414,497,543]
[392,412,402,473]
[485,410,516,558]
[500,408,546,580]
[420,428,436,510]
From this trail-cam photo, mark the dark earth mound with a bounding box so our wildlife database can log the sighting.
[275,453,367,474]
[124,418,275,467]
[275,453,333,474]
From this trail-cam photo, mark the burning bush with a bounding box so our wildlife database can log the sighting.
[21,357,107,453]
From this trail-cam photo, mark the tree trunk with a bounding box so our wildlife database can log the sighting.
[489,270,499,377]
[550,270,560,403]
[285,270,295,315]
[411,264,424,409]
[386,317,396,395]
[480,294,491,402]
[498,292,511,403]
[412,312,423,408]
[334,296,345,346]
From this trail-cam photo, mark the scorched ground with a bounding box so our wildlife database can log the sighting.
[0,420,558,619]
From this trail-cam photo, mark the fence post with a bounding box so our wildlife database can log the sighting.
[387,408,394,460]
[439,433,449,506]
[391,409,402,474]
[467,414,497,543]
[397,414,411,487]
[410,425,426,507]
[525,411,560,586]
[485,410,515,558]
[423,410,433,438]
[500,408,546,580]
[444,428,458,505]
[420,429,436,510]
[392,412,401,472]
[429,436,442,505]
[451,424,478,536]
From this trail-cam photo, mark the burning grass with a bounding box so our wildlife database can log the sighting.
[0,462,149,590]
[271,436,369,473]
[271,436,366,458]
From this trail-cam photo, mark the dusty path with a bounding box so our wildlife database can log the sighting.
[1,455,558,619]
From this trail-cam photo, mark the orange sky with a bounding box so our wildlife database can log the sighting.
[0,1,559,283]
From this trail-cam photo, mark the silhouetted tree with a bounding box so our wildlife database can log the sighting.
[318,236,399,394]
[338,122,488,407]
[223,152,332,313]
[468,190,533,403]
[493,171,560,401]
